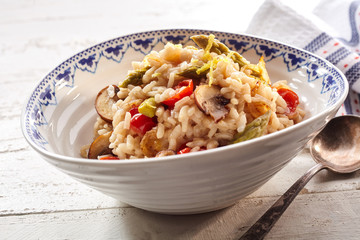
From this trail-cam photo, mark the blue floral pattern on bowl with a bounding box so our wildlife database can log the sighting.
[23,29,348,150]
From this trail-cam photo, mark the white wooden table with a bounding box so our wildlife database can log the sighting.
[1,0,360,239]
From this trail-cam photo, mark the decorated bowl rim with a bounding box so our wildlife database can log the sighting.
[21,28,349,165]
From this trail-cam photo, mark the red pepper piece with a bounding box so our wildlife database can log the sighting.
[99,156,120,160]
[129,106,139,116]
[277,88,299,113]
[128,105,157,135]
[130,113,156,135]
[177,147,192,154]
[162,79,194,108]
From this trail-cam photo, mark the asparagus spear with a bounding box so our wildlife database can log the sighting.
[232,110,271,144]
[178,65,209,79]
[119,66,151,88]
[191,35,250,68]
[191,34,272,85]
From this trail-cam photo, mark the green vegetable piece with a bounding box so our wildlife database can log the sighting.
[119,66,151,88]
[244,64,261,77]
[138,97,157,118]
[191,35,251,68]
[231,52,251,69]
[191,35,228,55]
[232,110,271,144]
[178,65,209,79]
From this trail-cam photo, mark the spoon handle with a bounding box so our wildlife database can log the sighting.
[239,163,325,240]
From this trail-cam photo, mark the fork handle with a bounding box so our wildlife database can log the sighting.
[239,163,325,240]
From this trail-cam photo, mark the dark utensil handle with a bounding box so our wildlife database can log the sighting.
[239,163,325,240]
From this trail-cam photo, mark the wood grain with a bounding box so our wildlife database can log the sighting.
[1,0,359,239]
[1,191,360,240]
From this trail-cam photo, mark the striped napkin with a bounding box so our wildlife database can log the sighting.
[246,0,360,115]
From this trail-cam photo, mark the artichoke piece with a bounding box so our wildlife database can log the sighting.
[245,56,270,84]
[138,97,157,118]
[247,101,271,119]
[191,35,251,68]
[257,56,270,84]
[178,65,209,80]
[119,66,151,88]
[232,110,271,144]
[140,129,165,157]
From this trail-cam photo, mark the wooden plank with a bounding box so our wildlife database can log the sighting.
[249,150,360,198]
[0,148,129,216]
[1,190,359,240]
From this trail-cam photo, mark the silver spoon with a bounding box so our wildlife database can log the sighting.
[239,115,360,240]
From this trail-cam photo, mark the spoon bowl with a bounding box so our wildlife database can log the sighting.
[311,115,360,173]
[240,115,360,240]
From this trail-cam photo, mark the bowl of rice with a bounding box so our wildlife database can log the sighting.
[22,29,348,214]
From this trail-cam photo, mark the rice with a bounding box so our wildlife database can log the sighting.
[87,35,305,160]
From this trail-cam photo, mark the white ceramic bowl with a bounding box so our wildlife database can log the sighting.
[21,29,348,214]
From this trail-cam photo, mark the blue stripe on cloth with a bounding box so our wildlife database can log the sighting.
[344,61,360,87]
[338,1,360,47]
[343,94,353,114]
[304,32,332,53]
[325,47,351,65]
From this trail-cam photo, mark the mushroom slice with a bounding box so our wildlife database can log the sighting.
[140,129,165,157]
[88,131,113,159]
[194,85,230,122]
[95,85,120,123]
[155,149,176,158]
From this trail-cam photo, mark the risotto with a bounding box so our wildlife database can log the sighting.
[82,34,305,160]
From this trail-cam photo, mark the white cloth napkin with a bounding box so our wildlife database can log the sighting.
[246,0,360,115]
